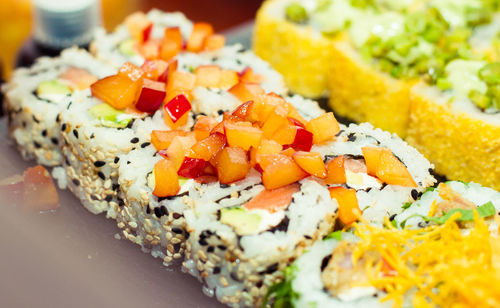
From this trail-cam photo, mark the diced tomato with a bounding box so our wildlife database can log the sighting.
[59,67,97,90]
[305,112,340,144]
[187,22,214,52]
[135,79,166,113]
[153,159,180,197]
[225,122,263,151]
[190,133,226,161]
[125,12,153,42]
[151,130,193,151]
[244,183,299,213]
[141,60,169,81]
[292,151,327,178]
[259,153,308,190]
[23,165,59,211]
[178,157,207,179]
[159,27,183,61]
[213,147,250,184]
[203,34,225,51]
[325,156,346,184]
[164,94,192,124]
[228,81,265,103]
[194,115,218,140]
[137,39,160,60]
[328,186,360,226]
[239,67,265,84]
[91,74,143,110]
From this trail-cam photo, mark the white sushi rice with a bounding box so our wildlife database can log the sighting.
[313,123,436,226]
[395,181,500,231]
[2,48,114,166]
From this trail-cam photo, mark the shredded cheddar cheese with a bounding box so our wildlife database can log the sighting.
[351,213,500,308]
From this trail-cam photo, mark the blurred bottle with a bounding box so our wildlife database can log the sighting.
[16,0,101,68]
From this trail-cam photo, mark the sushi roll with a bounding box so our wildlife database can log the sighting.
[394,181,500,231]
[313,123,436,226]
[116,94,324,264]
[2,48,114,166]
[280,215,500,308]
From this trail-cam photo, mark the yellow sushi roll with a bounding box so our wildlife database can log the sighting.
[253,0,333,98]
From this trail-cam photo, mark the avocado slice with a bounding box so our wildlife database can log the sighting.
[118,39,137,57]
[89,103,133,128]
[36,79,71,97]
[220,207,262,235]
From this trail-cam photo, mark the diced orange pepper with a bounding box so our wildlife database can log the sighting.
[153,159,180,197]
[166,135,197,171]
[328,186,361,226]
[213,147,250,184]
[243,183,299,213]
[259,154,308,190]
[138,39,160,60]
[90,74,142,110]
[261,93,288,122]
[163,111,190,130]
[141,59,169,81]
[125,12,153,43]
[280,147,296,157]
[293,151,327,178]
[160,27,183,61]
[305,112,340,144]
[59,67,97,90]
[118,62,145,82]
[271,124,296,145]
[195,65,221,88]
[165,70,196,102]
[250,138,282,167]
[325,156,346,184]
[194,115,218,140]
[187,22,214,52]
[286,105,307,126]
[361,146,417,187]
[190,133,226,161]
[225,122,263,151]
[151,130,193,151]
[228,81,265,103]
[239,67,266,84]
[203,34,225,51]
[231,101,254,120]
[219,70,239,89]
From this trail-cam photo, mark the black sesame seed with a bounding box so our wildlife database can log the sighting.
[56,114,61,123]
[51,138,58,145]
[72,129,79,138]
[112,184,120,191]
[173,213,182,219]
[256,281,263,288]
[230,271,241,282]
[118,199,125,207]
[220,183,229,189]
[127,161,131,165]
[33,141,41,149]
[91,195,99,201]
[130,137,139,144]
[263,263,278,274]
[61,123,66,131]
[173,243,181,252]
[321,255,332,272]
[41,129,47,137]
[22,121,26,128]
[97,171,105,180]
[411,189,418,200]
[347,133,356,142]
[104,195,113,202]
[389,214,397,221]
[172,228,183,234]
[185,232,190,240]
[217,245,227,251]
[72,179,80,186]
[94,160,106,167]
[140,142,150,148]
[212,267,221,274]
[32,115,40,123]
[198,238,208,246]
[160,206,168,216]
[114,157,120,163]
[146,206,151,214]
[207,246,215,253]
[217,110,224,115]
[154,207,163,218]
[90,133,95,139]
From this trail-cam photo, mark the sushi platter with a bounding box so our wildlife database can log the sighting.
[1,2,500,308]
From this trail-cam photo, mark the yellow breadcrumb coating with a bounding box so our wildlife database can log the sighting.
[407,91,500,191]
[253,0,333,98]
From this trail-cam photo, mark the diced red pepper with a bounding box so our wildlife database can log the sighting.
[164,94,192,123]
[178,157,207,179]
[125,12,153,43]
[135,79,166,113]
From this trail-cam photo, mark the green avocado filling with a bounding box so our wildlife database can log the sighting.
[36,79,72,97]
[285,2,308,23]
[89,103,133,128]
[220,207,262,235]
[118,38,137,57]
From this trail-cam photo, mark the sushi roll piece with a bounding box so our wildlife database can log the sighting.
[2,48,114,166]
[116,93,324,263]
[183,174,337,307]
[313,123,436,226]
[91,9,194,67]
[279,215,500,308]
[407,60,500,190]
[394,181,500,231]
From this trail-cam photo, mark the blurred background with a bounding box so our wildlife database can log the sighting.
[0,0,264,78]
